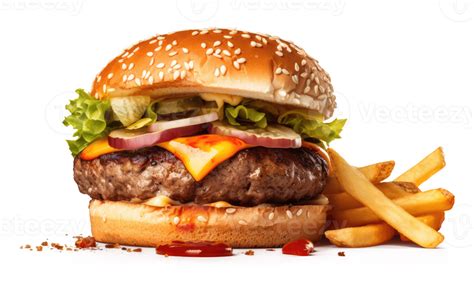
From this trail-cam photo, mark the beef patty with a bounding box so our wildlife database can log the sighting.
[73,146,328,206]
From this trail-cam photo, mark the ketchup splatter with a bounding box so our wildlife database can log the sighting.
[156,241,233,257]
[282,239,315,256]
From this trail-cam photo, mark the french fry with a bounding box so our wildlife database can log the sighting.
[325,213,445,247]
[400,212,445,241]
[332,189,454,227]
[327,181,420,211]
[395,147,445,186]
[325,223,396,248]
[324,160,395,194]
[328,149,445,248]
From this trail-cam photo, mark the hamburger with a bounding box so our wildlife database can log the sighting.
[64,28,346,248]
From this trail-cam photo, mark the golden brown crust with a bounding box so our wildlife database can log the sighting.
[89,200,329,248]
[91,28,336,118]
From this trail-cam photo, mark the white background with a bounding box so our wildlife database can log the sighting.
[1,0,473,295]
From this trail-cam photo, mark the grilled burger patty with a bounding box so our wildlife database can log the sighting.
[73,147,328,206]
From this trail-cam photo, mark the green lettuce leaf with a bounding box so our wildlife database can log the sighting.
[278,111,346,145]
[63,89,111,156]
[224,105,267,128]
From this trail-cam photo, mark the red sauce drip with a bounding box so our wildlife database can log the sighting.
[282,239,315,256]
[156,241,233,257]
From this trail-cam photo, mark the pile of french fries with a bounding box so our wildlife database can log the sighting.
[324,147,454,248]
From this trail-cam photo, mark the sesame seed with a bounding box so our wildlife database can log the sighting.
[233,60,240,70]
[227,41,234,48]
[318,94,328,100]
[300,72,308,78]
[296,209,303,216]
[197,215,207,222]
[250,41,257,47]
[213,29,222,33]
[220,65,227,75]
[294,63,300,71]
[304,86,311,93]
[301,59,307,66]
[222,49,231,57]
[118,58,124,63]
[102,84,106,93]
[149,39,157,44]
[173,216,180,225]
[319,85,325,93]
[122,74,127,82]
[192,31,199,36]
[214,68,220,77]
[237,57,246,64]
[134,78,141,86]
[275,67,282,75]
[172,40,177,46]
[165,44,172,51]
[121,51,129,58]
[141,70,147,78]
[201,42,206,48]
[182,48,189,54]
[223,35,232,39]
[133,46,140,53]
[180,70,186,79]
[121,63,127,70]
[127,52,134,58]
[149,57,155,66]
[268,212,274,220]
[158,40,163,46]
[213,41,221,47]
[148,76,154,84]
[170,60,177,67]
[278,89,287,97]
[128,63,134,70]
[168,51,178,57]
[200,30,208,35]
[226,208,236,214]
[234,48,241,55]
[281,68,289,75]
[255,35,262,41]
[127,74,135,81]
[156,62,165,69]
[154,46,161,52]
[214,48,221,55]
[184,62,189,70]
[292,75,299,84]
[238,220,248,225]
[261,38,268,45]
[275,50,283,57]
[157,36,165,40]
[229,30,237,35]
[213,53,222,59]
[146,51,153,57]
[286,210,293,219]
[173,64,181,70]
[158,71,164,81]
[107,73,114,79]
[96,75,101,82]
[173,71,180,80]
[241,33,250,38]
[206,48,213,55]
[108,87,115,92]
[314,85,319,95]
[188,61,194,70]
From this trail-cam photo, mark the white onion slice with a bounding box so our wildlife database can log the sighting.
[148,112,219,132]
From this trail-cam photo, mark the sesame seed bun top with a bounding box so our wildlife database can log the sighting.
[91,28,336,118]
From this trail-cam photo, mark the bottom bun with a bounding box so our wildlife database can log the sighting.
[89,200,329,248]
